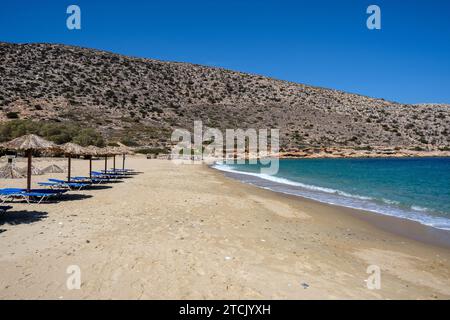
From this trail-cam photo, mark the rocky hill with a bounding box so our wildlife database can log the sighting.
[0,42,449,153]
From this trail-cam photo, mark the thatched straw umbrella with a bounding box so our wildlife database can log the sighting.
[41,164,65,174]
[106,147,117,171]
[61,142,88,182]
[0,149,24,179]
[113,146,132,170]
[100,147,122,172]
[97,147,113,173]
[107,146,126,171]
[85,145,102,178]
[19,164,43,176]
[0,158,25,179]
[2,134,60,192]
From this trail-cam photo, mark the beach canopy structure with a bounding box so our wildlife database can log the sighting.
[118,145,133,171]
[61,142,88,182]
[0,155,25,179]
[19,164,44,176]
[2,134,60,192]
[98,147,117,172]
[0,162,25,179]
[98,147,112,171]
[108,147,119,170]
[108,146,132,171]
[41,164,65,174]
[85,145,103,178]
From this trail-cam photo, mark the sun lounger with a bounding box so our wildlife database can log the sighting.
[38,180,85,191]
[91,171,119,180]
[71,176,105,184]
[38,181,79,190]
[0,205,12,214]
[38,182,66,188]
[0,188,60,204]
[109,168,134,173]
[106,169,131,174]
[46,179,89,190]
[94,170,118,175]
[0,188,23,203]
[100,170,129,177]
[89,173,115,183]
[1,187,67,196]
[21,191,55,204]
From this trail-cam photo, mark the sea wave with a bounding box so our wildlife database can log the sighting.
[213,163,372,200]
[381,198,400,205]
[212,163,450,231]
[411,205,429,212]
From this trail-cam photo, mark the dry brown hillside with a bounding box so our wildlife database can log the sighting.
[0,42,449,151]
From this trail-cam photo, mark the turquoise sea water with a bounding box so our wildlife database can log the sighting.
[213,158,450,230]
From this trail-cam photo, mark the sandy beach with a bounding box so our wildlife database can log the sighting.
[1,156,450,299]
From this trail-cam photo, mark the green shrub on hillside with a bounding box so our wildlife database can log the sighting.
[0,120,105,147]
[120,136,140,147]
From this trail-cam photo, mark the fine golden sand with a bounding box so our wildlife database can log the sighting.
[1,156,450,299]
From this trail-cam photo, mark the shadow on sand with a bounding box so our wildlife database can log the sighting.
[86,185,113,191]
[59,193,93,202]
[101,179,125,183]
[0,210,48,227]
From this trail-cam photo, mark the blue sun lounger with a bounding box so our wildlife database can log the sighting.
[0,188,63,204]
[101,170,129,177]
[91,171,119,180]
[104,169,129,175]
[71,176,105,184]
[108,168,134,174]
[40,179,89,190]
[111,168,134,172]
[0,188,24,203]
[1,188,67,196]
[0,205,13,214]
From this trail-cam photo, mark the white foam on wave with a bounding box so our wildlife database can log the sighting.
[213,163,372,200]
[411,205,429,212]
[212,163,450,231]
[381,198,400,205]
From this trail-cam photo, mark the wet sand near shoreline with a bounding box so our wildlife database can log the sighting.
[220,169,450,249]
[1,157,449,299]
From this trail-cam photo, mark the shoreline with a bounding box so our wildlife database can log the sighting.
[211,153,450,161]
[1,157,450,299]
[277,149,450,159]
[210,165,450,249]
[278,155,450,160]
[278,154,450,159]
[210,158,450,237]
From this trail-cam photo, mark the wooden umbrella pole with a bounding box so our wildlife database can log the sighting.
[89,157,92,179]
[122,154,125,170]
[113,155,116,171]
[26,150,32,192]
[104,156,107,172]
[67,155,72,182]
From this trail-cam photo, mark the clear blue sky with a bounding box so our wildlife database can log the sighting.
[1,0,449,104]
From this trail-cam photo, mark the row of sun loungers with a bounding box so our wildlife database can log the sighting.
[1,168,135,205]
